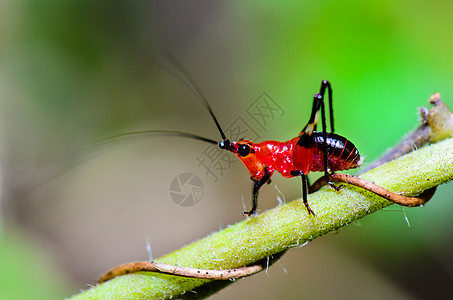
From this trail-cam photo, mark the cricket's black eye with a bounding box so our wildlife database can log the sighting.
[237,144,251,157]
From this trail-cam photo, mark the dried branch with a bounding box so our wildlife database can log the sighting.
[98,260,265,284]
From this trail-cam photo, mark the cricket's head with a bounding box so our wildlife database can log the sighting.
[218,139,254,156]
[219,139,266,179]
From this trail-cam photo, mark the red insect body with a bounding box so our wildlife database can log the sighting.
[230,132,361,183]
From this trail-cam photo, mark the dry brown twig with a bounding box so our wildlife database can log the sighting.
[98,260,266,284]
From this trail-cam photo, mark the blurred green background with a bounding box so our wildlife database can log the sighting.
[1,1,452,299]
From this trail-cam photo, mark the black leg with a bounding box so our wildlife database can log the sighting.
[318,79,334,133]
[300,80,334,137]
[297,80,339,211]
[301,174,315,216]
[319,90,329,184]
[317,80,340,191]
[244,171,272,216]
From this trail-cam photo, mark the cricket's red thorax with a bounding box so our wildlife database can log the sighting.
[229,139,304,180]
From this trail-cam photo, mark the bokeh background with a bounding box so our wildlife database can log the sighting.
[1,1,452,299]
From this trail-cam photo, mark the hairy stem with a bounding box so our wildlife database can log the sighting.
[70,137,453,300]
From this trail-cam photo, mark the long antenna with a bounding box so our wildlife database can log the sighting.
[90,130,218,146]
[159,51,227,141]
[24,130,217,195]
[54,129,217,171]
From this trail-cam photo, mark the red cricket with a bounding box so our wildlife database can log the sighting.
[217,80,361,216]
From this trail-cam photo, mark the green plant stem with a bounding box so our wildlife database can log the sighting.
[70,137,453,300]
